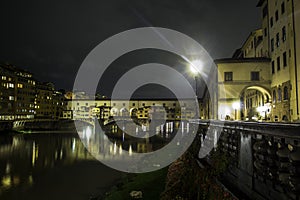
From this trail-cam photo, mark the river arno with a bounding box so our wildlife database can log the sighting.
[0,132,124,200]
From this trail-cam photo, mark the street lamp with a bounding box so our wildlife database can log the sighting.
[232,102,240,120]
[189,60,203,97]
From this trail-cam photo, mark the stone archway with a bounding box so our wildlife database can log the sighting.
[110,107,119,117]
[120,107,129,117]
[129,107,138,117]
[240,85,271,121]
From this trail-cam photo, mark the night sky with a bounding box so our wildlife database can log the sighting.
[1,0,261,98]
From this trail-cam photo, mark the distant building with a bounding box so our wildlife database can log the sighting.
[63,98,198,122]
[35,82,65,119]
[0,64,36,120]
[0,63,66,120]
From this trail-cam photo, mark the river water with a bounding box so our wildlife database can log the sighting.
[0,120,192,199]
[0,132,124,200]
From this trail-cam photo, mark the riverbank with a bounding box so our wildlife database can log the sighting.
[0,119,77,133]
[102,167,168,200]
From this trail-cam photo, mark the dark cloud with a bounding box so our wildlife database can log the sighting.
[0,0,261,97]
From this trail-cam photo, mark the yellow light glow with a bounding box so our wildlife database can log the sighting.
[119,144,123,155]
[189,60,203,75]
[232,102,240,110]
[129,145,132,156]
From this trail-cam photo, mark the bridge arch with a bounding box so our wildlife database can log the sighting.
[110,107,119,116]
[130,107,138,117]
[120,107,129,116]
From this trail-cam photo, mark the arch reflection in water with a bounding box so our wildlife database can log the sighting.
[77,120,197,172]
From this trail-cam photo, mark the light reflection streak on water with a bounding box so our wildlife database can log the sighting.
[0,133,91,194]
[79,120,193,162]
[0,120,192,195]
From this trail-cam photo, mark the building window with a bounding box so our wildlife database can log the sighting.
[9,96,14,101]
[283,52,287,67]
[276,33,280,47]
[224,72,233,81]
[264,28,267,37]
[281,2,285,14]
[251,72,259,81]
[8,83,14,88]
[17,83,23,88]
[271,38,274,51]
[132,103,135,106]
[277,56,281,71]
[272,61,275,74]
[270,17,274,27]
[278,88,282,101]
[282,26,286,42]
[263,5,268,18]
[1,76,6,80]
[283,86,289,100]
[275,10,279,21]
[273,90,276,103]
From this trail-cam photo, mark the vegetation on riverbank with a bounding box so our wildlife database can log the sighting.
[160,149,236,200]
[103,168,168,200]
[102,137,236,200]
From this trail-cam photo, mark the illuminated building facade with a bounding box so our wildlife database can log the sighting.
[35,82,65,119]
[257,0,300,121]
[0,64,36,120]
[0,63,65,120]
[209,0,300,122]
[63,98,197,122]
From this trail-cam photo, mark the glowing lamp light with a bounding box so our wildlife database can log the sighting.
[257,105,267,112]
[189,60,203,75]
[232,102,240,110]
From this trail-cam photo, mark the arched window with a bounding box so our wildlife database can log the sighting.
[283,86,288,100]
[273,90,276,103]
[278,87,282,101]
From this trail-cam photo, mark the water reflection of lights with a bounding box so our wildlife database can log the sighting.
[2,175,11,188]
[77,121,195,163]
[113,142,117,155]
[72,138,76,153]
[119,144,123,155]
[85,126,92,142]
[5,163,10,174]
[129,145,132,156]
[32,142,39,167]
[0,134,96,196]
[1,175,21,189]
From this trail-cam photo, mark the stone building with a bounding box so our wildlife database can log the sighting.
[206,0,300,122]
[0,63,65,120]
[35,82,65,119]
[0,64,36,120]
[63,98,197,122]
